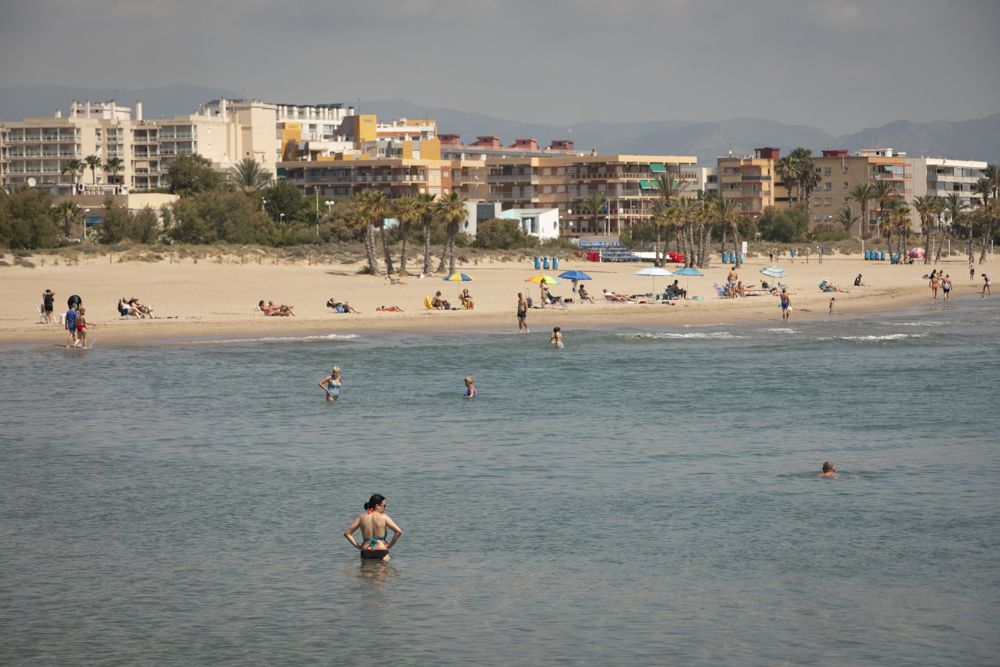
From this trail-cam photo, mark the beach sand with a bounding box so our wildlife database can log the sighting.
[2,250,986,348]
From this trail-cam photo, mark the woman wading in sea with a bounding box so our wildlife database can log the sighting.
[344,494,402,561]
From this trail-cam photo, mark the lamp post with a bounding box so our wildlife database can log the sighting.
[279,213,286,225]
[82,208,91,241]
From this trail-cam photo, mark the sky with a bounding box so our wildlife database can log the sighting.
[1,0,998,135]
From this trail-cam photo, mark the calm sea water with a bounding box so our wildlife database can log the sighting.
[2,297,999,666]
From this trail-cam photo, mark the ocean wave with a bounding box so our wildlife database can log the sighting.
[763,328,798,334]
[191,333,360,345]
[886,321,946,327]
[837,333,929,342]
[619,331,741,340]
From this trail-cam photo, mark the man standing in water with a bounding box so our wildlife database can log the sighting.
[345,494,402,561]
[517,292,529,333]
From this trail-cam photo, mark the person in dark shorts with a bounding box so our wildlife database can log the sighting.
[42,289,55,323]
[517,292,528,333]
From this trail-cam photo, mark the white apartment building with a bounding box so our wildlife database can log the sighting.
[1,99,280,194]
[908,157,987,225]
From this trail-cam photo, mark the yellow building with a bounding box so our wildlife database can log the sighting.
[716,147,790,215]
[809,148,910,233]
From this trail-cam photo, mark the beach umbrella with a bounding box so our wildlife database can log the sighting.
[673,266,704,295]
[634,266,673,296]
[908,247,925,259]
[759,265,786,279]
[558,270,592,281]
[442,272,473,281]
[525,274,561,284]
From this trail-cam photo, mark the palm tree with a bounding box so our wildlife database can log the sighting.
[712,195,743,266]
[654,172,685,265]
[775,156,798,208]
[850,183,873,238]
[60,159,84,190]
[104,157,124,186]
[392,196,421,275]
[912,196,942,265]
[942,192,968,262]
[871,179,895,239]
[84,154,103,185]
[674,197,700,267]
[973,167,999,263]
[787,148,820,218]
[579,192,609,236]
[353,189,387,275]
[834,205,861,233]
[54,201,80,237]
[415,193,437,275]
[228,158,272,193]
[435,191,468,275]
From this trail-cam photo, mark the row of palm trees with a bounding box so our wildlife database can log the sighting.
[909,165,1000,264]
[351,189,468,276]
[60,155,124,188]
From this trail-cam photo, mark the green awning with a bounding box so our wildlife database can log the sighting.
[639,180,657,190]
[649,163,666,172]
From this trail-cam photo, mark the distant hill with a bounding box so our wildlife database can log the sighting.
[363,99,999,164]
[2,87,995,163]
[0,83,241,120]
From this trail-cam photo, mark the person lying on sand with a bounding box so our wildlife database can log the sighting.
[326,298,359,313]
[259,300,294,316]
[602,288,630,303]
[376,305,404,312]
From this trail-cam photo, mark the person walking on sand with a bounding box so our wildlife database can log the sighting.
[983,273,991,298]
[464,376,476,399]
[549,326,564,349]
[828,297,835,316]
[942,274,953,301]
[819,461,840,478]
[778,289,791,322]
[42,289,55,323]
[929,273,939,299]
[318,366,342,402]
[344,494,402,561]
[517,292,529,333]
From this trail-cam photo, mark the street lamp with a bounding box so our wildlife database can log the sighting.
[279,213,286,225]
[82,208,91,241]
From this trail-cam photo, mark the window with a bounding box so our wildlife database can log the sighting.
[843,181,849,188]
[824,167,832,175]
[825,182,832,190]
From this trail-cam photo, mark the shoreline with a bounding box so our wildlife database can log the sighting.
[1,252,988,350]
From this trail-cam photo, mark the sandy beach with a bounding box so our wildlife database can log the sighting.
[2,249,987,348]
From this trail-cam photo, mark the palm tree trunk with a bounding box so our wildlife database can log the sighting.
[379,226,395,274]
[923,228,931,265]
[979,222,994,263]
[732,226,742,267]
[934,230,945,263]
[421,222,432,275]
[655,227,663,267]
[399,233,410,275]
[364,225,380,275]
[967,227,974,263]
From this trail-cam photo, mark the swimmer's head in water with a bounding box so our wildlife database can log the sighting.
[822,461,835,472]
[364,494,386,512]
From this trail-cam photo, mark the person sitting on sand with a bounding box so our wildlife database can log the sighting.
[577,284,595,303]
[260,300,294,316]
[131,297,154,319]
[431,291,450,310]
[819,461,840,478]
[119,296,140,318]
[459,288,475,310]
[344,494,402,561]
[854,274,864,287]
[819,278,844,293]
[376,305,404,312]
[326,298,358,314]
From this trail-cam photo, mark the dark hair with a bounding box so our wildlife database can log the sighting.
[364,494,386,511]
[822,461,834,472]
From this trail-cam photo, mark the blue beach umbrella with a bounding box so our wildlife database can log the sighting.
[558,270,592,281]
[442,272,473,282]
[672,266,704,295]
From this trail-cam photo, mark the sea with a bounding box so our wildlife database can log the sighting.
[2,295,998,666]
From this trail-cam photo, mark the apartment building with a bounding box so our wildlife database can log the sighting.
[488,154,698,236]
[439,135,578,161]
[0,99,279,194]
[908,157,987,225]
[716,147,790,215]
[278,157,454,200]
[809,148,911,232]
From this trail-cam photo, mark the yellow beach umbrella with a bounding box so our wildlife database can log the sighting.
[525,274,561,284]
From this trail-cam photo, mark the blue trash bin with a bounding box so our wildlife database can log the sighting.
[543,257,550,270]
[878,251,884,261]
[864,249,870,260]
[737,253,744,264]
[552,257,559,270]
[534,256,540,269]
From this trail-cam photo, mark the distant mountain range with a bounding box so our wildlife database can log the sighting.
[2,85,996,164]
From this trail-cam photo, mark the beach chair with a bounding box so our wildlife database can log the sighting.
[714,284,729,298]
[37,304,47,323]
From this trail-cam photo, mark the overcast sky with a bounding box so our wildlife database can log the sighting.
[1,0,997,134]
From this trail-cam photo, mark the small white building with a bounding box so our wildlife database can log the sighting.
[499,207,561,241]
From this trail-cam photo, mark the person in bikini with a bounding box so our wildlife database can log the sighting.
[344,494,402,561]
[318,366,342,402]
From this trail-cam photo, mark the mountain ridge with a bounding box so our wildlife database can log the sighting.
[1,85,995,163]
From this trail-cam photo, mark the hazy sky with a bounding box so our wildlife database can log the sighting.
[1,0,997,134]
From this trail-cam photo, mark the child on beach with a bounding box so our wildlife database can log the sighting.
[75,307,87,348]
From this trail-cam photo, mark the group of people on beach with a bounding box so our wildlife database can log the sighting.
[63,294,87,348]
[118,296,154,319]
